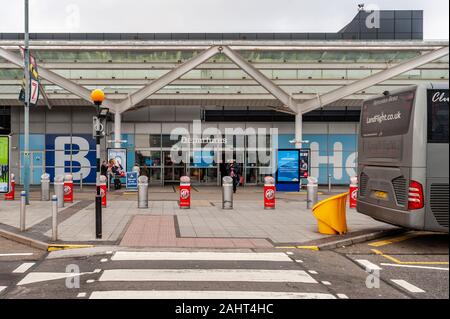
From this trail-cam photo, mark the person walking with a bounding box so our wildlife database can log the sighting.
[227,160,241,193]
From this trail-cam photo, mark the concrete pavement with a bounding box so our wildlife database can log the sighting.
[1,185,394,247]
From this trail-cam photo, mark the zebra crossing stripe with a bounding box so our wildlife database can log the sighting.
[99,269,318,283]
[111,251,292,262]
[12,263,35,273]
[89,290,336,299]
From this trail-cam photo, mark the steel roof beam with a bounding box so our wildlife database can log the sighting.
[297,46,450,114]
[115,46,221,112]
[218,46,296,114]
[0,46,116,111]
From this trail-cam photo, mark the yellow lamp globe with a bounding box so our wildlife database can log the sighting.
[91,89,105,104]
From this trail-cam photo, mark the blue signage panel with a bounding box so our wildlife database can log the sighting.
[45,134,96,183]
[276,149,300,192]
[126,171,138,190]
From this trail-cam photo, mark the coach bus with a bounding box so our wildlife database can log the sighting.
[357,84,449,233]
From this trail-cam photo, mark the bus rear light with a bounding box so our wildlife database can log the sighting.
[408,180,424,210]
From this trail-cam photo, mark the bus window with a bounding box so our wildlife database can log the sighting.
[361,90,415,138]
[427,89,449,144]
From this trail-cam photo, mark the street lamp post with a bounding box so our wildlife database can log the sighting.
[23,0,30,205]
[90,89,107,239]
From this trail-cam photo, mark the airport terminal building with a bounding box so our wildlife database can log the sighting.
[0,9,448,186]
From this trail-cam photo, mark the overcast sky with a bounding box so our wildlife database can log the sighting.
[0,0,448,39]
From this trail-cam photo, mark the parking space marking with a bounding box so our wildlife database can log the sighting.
[381,263,449,271]
[391,279,425,293]
[0,253,34,257]
[368,232,428,247]
[12,262,35,273]
[372,249,449,265]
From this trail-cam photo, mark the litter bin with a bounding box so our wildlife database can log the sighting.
[99,175,107,207]
[138,175,148,208]
[306,176,318,209]
[41,173,50,201]
[179,176,191,209]
[54,175,64,208]
[263,176,276,209]
[222,176,233,209]
[63,174,74,203]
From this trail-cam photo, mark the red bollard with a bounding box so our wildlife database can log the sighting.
[99,175,107,208]
[5,173,15,200]
[349,176,358,208]
[63,174,74,203]
[179,176,191,209]
[263,176,276,209]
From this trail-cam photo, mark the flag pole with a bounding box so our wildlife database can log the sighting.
[23,0,30,204]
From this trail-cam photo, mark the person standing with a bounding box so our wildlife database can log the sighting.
[101,161,108,177]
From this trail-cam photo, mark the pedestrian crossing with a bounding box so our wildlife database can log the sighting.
[9,250,343,299]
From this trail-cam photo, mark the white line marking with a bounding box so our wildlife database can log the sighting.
[93,269,101,273]
[286,252,294,255]
[321,281,331,286]
[295,260,303,263]
[17,271,95,286]
[77,292,87,298]
[391,279,425,293]
[90,290,336,299]
[0,253,33,257]
[111,251,292,262]
[99,269,318,283]
[0,286,7,294]
[100,258,108,263]
[12,262,35,273]
[380,263,449,271]
[86,279,95,284]
[308,270,318,274]
[356,259,382,271]
[337,294,349,299]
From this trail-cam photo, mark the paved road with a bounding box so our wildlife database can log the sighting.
[0,232,447,299]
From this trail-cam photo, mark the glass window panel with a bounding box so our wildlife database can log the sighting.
[135,134,150,148]
[347,69,372,79]
[298,70,322,79]
[322,70,347,79]
[135,150,161,167]
[149,134,161,147]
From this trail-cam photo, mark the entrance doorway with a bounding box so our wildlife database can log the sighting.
[20,151,44,185]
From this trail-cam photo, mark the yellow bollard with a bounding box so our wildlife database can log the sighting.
[312,192,348,235]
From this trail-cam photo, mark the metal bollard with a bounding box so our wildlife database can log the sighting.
[138,175,149,208]
[20,191,26,231]
[80,172,83,191]
[328,174,332,193]
[41,173,50,201]
[306,177,319,209]
[51,195,58,241]
[222,176,234,209]
[54,175,64,208]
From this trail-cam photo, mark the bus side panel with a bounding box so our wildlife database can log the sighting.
[425,143,449,232]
